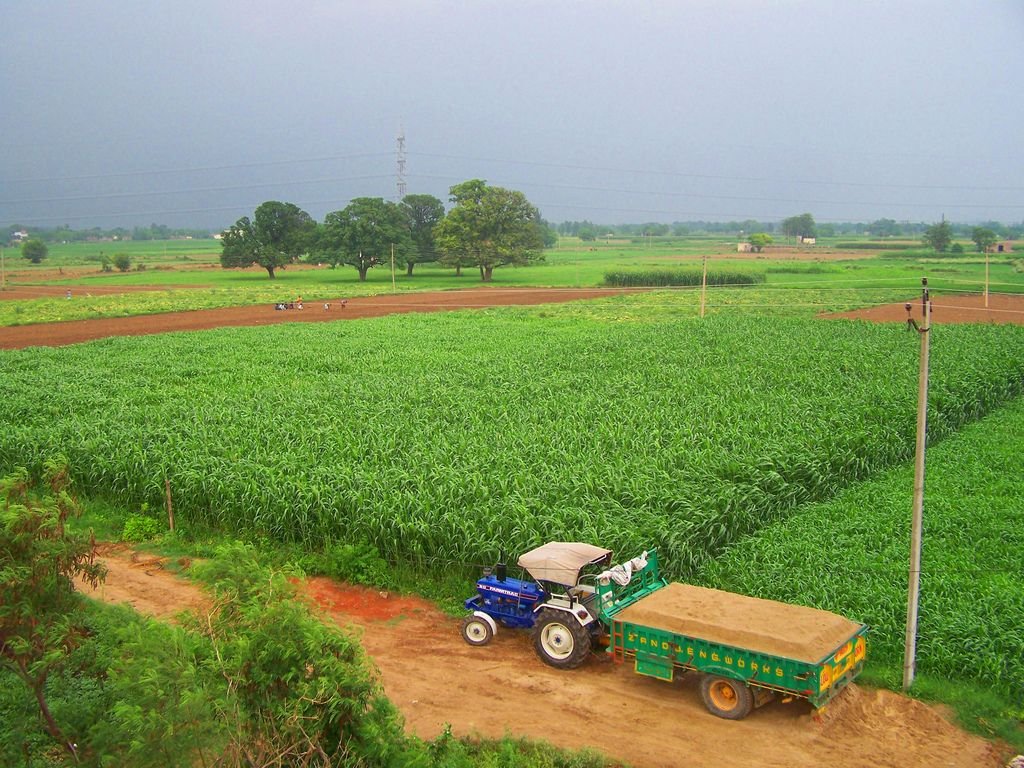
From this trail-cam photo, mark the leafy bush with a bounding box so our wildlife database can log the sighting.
[299,541,392,587]
[121,512,162,542]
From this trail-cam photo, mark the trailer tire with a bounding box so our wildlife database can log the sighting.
[533,609,591,669]
[461,614,494,646]
[700,675,754,720]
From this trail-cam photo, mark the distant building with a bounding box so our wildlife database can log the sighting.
[798,236,816,245]
[10,230,28,242]
[737,242,754,252]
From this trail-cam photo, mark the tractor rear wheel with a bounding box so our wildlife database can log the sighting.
[532,609,591,669]
[700,675,754,720]
[461,614,494,646]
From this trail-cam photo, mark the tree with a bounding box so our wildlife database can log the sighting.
[220,201,316,279]
[870,218,901,238]
[781,213,817,240]
[749,233,773,252]
[922,219,953,252]
[971,227,998,253]
[113,253,132,272]
[536,218,559,248]
[0,459,105,760]
[399,194,445,276]
[317,198,414,282]
[434,179,545,282]
[21,239,48,264]
[578,226,596,242]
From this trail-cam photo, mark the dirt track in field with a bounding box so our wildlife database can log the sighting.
[0,287,637,350]
[825,292,1024,325]
[80,552,1006,768]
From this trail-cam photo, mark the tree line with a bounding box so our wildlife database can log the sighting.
[220,180,558,281]
[556,218,1023,240]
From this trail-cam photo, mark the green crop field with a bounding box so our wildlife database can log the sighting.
[703,397,1024,698]
[1,304,1022,579]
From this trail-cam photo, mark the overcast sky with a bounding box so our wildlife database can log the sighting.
[2,1,1022,231]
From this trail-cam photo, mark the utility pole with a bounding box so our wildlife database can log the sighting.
[390,243,396,292]
[699,252,709,319]
[396,126,407,201]
[0,246,6,291]
[903,277,932,691]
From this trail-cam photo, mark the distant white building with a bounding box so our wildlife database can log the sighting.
[798,236,816,245]
[11,230,28,242]
[737,242,754,252]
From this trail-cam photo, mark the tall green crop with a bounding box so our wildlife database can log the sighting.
[1,307,1022,583]
[703,398,1024,697]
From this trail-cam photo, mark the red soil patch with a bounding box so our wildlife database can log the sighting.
[826,293,1024,325]
[0,287,637,350]
[305,577,433,622]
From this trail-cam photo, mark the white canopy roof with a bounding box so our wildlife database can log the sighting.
[517,542,613,587]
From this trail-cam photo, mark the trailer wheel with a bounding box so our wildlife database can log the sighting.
[533,609,591,669]
[700,675,754,720]
[460,614,494,646]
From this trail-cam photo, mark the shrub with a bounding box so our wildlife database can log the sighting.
[121,514,162,542]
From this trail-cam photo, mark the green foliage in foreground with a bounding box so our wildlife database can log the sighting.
[703,398,1024,706]
[1,310,1023,585]
[0,538,614,767]
[603,268,763,287]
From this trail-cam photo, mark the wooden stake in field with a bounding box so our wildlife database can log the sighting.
[165,478,175,533]
[903,278,931,691]
[985,249,990,309]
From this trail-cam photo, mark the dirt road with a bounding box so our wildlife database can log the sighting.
[79,554,1005,768]
[825,292,1024,325]
[0,287,636,350]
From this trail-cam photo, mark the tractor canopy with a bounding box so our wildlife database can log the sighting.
[517,542,613,587]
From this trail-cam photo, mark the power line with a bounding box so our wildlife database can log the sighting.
[405,173,1024,212]
[3,152,393,185]
[407,151,1024,194]
[0,174,395,206]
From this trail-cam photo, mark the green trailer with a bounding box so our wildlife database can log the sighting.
[595,550,867,720]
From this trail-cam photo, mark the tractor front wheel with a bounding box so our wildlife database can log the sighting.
[461,614,494,646]
[532,609,591,669]
[700,675,754,720]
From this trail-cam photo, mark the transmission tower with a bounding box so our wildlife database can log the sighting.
[396,127,407,200]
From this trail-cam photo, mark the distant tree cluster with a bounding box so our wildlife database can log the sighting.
[781,213,817,240]
[922,220,954,252]
[4,223,213,245]
[220,181,552,281]
[547,218,1022,241]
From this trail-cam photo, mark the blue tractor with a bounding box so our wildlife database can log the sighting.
[461,542,614,669]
